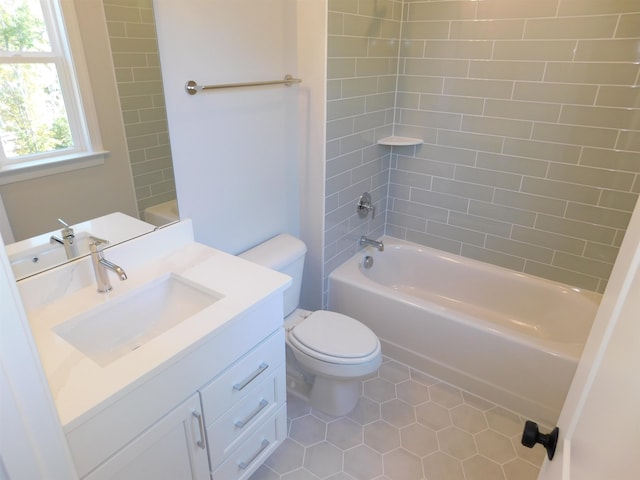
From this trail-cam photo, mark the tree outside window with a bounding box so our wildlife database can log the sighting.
[0,0,84,168]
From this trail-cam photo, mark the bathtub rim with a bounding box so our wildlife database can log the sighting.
[358,235,601,302]
[329,235,601,362]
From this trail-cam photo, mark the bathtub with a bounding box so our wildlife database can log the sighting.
[143,199,179,227]
[328,236,601,426]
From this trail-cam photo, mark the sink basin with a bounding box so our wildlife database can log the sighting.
[10,242,70,278]
[9,231,94,278]
[54,273,222,366]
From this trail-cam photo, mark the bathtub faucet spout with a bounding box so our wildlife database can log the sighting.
[359,235,384,252]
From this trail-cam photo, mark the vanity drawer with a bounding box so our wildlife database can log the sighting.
[211,404,287,480]
[207,364,285,468]
[200,328,284,425]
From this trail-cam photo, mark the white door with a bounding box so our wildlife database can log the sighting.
[538,202,640,480]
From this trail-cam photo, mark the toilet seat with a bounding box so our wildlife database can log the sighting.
[288,311,380,365]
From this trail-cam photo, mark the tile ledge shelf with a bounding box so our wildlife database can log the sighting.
[377,136,423,146]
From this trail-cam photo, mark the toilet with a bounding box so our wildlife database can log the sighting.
[239,233,382,416]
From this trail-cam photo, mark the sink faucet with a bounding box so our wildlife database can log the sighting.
[359,235,384,252]
[89,236,127,293]
[50,218,78,259]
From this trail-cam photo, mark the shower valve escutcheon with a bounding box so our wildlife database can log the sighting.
[357,192,375,219]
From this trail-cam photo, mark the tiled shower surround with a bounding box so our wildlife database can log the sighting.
[325,0,640,304]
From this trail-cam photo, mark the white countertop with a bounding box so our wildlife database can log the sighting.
[19,221,290,429]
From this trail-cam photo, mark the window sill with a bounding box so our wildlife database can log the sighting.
[0,151,108,185]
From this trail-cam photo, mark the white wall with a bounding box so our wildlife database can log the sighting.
[154,0,301,255]
[154,0,327,309]
[296,0,327,310]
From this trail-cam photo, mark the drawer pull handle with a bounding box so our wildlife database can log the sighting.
[238,439,270,470]
[233,363,268,391]
[192,411,206,449]
[234,399,269,429]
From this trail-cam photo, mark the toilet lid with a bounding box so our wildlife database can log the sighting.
[289,311,379,359]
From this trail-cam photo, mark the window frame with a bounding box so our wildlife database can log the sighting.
[0,0,107,185]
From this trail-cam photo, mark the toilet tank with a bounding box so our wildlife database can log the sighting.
[239,234,307,317]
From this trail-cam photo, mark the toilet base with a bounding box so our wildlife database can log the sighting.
[285,369,364,417]
[309,375,362,417]
[284,328,379,417]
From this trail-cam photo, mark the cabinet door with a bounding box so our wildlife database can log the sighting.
[84,393,209,480]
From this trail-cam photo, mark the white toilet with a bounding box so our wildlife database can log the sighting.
[240,233,382,416]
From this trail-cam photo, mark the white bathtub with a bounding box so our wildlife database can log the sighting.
[143,199,179,227]
[328,236,601,426]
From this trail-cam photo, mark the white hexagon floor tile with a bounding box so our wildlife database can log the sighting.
[249,358,544,480]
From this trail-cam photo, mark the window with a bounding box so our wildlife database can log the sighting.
[0,0,104,183]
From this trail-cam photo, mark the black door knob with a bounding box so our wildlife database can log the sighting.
[521,420,559,460]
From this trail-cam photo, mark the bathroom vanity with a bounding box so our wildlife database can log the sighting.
[18,220,290,479]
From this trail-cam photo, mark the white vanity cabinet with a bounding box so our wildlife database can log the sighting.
[200,328,287,478]
[81,329,286,480]
[83,393,210,480]
[65,293,287,480]
[21,224,293,480]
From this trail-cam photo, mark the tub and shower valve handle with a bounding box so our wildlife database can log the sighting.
[521,420,559,460]
[357,192,375,219]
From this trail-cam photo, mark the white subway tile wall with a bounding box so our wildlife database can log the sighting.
[326,0,640,303]
[103,0,176,219]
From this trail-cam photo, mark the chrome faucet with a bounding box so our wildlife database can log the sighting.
[89,236,127,293]
[50,218,78,259]
[359,235,384,252]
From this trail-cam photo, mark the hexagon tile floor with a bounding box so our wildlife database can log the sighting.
[249,356,546,480]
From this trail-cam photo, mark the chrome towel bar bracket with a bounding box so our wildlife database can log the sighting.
[185,75,302,95]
